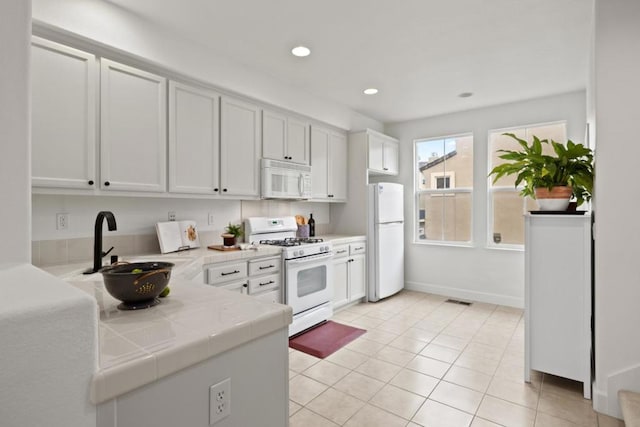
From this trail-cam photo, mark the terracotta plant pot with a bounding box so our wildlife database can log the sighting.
[534,186,573,211]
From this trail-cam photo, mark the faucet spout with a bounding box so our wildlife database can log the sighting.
[84,211,117,274]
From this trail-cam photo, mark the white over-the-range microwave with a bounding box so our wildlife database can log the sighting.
[261,159,312,200]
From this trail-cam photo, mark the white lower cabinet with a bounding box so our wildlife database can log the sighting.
[97,328,288,427]
[204,256,281,302]
[524,214,592,398]
[332,241,366,309]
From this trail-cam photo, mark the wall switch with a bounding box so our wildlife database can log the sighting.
[209,378,231,425]
[208,213,215,226]
[56,213,69,230]
[168,211,176,222]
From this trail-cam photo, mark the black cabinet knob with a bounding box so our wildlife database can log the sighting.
[104,181,110,186]
[214,188,219,192]
[88,180,94,185]
[223,188,228,192]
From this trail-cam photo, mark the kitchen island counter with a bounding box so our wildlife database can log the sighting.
[44,246,291,405]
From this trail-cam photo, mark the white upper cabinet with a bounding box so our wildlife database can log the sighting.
[329,132,348,201]
[168,81,220,194]
[220,96,261,197]
[286,117,310,165]
[368,131,399,175]
[262,109,309,165]
[262,110,287,161]
[311,127,329,199]
[310,125,347,202]
[100,59,167,192]
[31,37,97,189]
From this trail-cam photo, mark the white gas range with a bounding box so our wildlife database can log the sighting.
[245,217,333,336]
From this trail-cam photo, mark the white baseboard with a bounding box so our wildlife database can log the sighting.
[405,281,524,308]
[592,363,640,419]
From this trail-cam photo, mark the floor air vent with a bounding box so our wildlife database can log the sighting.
[445,299,473,306]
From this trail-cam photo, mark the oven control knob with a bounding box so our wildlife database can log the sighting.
[299,250,305,256]
[293,251,299,257]
[323,246,329,252]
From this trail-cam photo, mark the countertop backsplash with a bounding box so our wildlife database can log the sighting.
[32,224,331,267]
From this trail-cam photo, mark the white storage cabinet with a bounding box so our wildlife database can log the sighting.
[262,109,310,165]
[367,130,399,175]
[310,125,347,201]
[524,214,592,398]
[220,96,261,197]
[100,59,167,192]
[31,37,97,190]
[332,241,366,309]
[204,256,282,302]
[168,81,221,195]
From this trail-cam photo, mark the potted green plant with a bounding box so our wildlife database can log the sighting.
[222,223,243,247]
[488,133,594,211]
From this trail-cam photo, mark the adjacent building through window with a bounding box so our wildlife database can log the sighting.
[415,134,473,244]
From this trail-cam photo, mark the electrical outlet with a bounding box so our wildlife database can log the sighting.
[168,211,176,222]
[209,378,231,425]
[208,213,215,226]
[56,213,69,230]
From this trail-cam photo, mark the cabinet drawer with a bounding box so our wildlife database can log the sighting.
[333,244,349,258]
[248,257,280,276]
[206,261,248,285]
[349,242,366,255]
[253,289,280,304]
[248,273,280,294]
[217,279,248,294]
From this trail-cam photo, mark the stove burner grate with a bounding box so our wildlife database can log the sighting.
[259,237,324,247]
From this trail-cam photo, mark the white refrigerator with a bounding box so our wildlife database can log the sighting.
[368,182,404,301]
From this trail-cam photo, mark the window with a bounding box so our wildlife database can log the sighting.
[415,134,473,244]
[488,122,567,247]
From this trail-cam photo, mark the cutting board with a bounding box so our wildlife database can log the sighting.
[207,245,241,252]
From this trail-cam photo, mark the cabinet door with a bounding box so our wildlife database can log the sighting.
[220,96,261,197]
[287,117,310,165]
[332,258,349,308]
[368,134,385,172]
[329,132,347,201]
[310,126,329,199]
[100,59,167,192]
[31,37,96,189]
[262,109,287,161]
[383,141,399,174]
[168,81,220,194]
[349,254,366,301]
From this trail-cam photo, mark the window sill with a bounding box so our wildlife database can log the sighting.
[486,244,524,252]
[412,240,473,249]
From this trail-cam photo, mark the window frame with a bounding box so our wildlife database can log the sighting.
[486,120,567,250]
[413,132,474,247]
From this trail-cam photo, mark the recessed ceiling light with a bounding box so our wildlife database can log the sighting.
[291,46,311,57]
[458,92,473,98]
[363,88,379,95]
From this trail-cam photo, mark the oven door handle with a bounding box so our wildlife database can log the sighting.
[286,253,333,266]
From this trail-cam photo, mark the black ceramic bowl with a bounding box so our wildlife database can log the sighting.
[100,261,174,310]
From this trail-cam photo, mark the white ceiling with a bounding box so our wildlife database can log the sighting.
[104,0,592,124]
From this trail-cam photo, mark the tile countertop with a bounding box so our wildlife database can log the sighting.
[317,234,367,245]
[44,245,290,405]
[43,235,364,405]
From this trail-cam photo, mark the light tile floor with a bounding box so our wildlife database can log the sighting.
[288,290,625,427]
